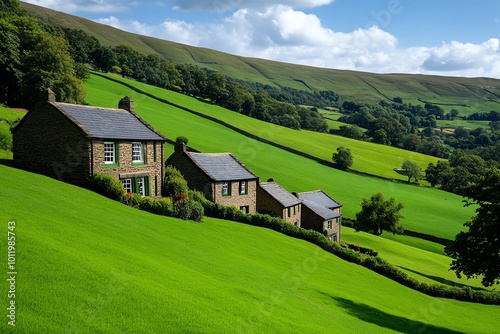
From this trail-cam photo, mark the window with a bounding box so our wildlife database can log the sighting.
[132,142,144,163]
[240,206,249,214]
[287,207,291,218]
[327,220,332,229]
[330,233,337,242]
[121,176,149,196]
[335,217,340,226]
[239,181,247,195]
[137,177,146,196]
[122,178,132,193]
[222,182,231,196]
[104,142,116,164]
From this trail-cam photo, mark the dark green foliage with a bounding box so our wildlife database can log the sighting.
[175,136,189,145]
[445,168,500,287]
[87,172,126,201]
[356,193,404,236]
[163,166,189,197]
[401,160,423,183]
[332,146,353,170]
[0,12,86,107]
[0,125,12,150]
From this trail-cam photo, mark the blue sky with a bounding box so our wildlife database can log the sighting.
[23,0,500,78]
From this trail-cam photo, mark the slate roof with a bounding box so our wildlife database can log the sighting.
[260,182,301,208]
[302,200,340,220]
[186,152,258,181]
[296,190,342,209]
[53,102,165,141]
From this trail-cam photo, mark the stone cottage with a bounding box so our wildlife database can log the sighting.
[296,190,342,242]
[13,89,166,198]
[166,143,258,213]
[257,179,301,226]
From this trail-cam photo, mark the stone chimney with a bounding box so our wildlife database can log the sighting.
[118,96,134,112]
[40,88,56,103]
[267,178,275,183]
[174,142,187,153]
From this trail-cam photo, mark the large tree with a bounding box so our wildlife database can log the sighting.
[332,146,353,170]
[445,168,500,287]
[356,192,404,236]
[401,160,423,183]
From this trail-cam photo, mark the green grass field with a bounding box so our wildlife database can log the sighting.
[341,228,492,291]
[83,73,473,240]
[91,72,441,182]
[0,164,499,333]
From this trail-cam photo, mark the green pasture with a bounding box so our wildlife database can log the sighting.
[341,228,492,291]
[84,73,473,239]
[436,119,491,130]
[0,164,498,333]
[90,72,440,182]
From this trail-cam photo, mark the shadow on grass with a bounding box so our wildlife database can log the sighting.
[399,266,487,291]
[330,295,465,334]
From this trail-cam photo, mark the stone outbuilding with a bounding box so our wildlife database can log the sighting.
[257,179,301,226]
[13,89,166,198]
[296,190,342,242]
[166,143,258,213]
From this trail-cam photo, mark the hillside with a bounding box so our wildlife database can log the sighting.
[83,72,474,240]
[1,164,499,333]
[21,2,500,114]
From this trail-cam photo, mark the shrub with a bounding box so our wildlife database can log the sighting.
[163,166,189,197]
[87,172,125,201]
[122,192,142,208]
[155,197,174,216]
[175,136,189,145]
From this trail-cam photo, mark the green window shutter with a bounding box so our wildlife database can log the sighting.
[153,142,157,162]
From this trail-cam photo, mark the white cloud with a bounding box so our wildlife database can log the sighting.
[23,0,130,13]
[172,0,334,12]
[95,5,500,78]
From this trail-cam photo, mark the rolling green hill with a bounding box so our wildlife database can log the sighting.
[1,164,499,333]
[22,2,500,114]
[83,72,473,240]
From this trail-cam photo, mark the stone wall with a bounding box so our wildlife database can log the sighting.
[166,150,214,200]
[256,187,301,226]
[300,205,341,242]
[92,140,164,198]
[166,150,257,213]
[13,102,92,185]
[214,180,257,214]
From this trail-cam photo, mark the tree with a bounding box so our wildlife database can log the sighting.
[445,168,500,287]
[355,193,404,236]
[332,146,353,170]
[175,136,189,145]
[401,160,423,183]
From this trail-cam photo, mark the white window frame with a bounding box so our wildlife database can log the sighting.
[132,142,143,163]
[240,206,249,214]
[122,178,132,193]
[239,181,247,195]
[222,182,230,196]
[137,177,146,196]
[104,142,116,164]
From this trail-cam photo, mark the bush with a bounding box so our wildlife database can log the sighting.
[163,166,189,197]
[87,172,125,201]
[175,136,189,145]
[122,192,142,208]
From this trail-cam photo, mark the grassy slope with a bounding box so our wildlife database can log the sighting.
[84,73,473,239]
[341,228,492,291]
[22,2,500,110]
[0,164,499,333]
[95,72,440,181]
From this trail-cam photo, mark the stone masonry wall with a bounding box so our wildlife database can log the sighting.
[13,102,91,185]
[92,140,163,198]
[214,180,257,214]
[256,187,301,226]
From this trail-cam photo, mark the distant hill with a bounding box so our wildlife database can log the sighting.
[22,2,500,113]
